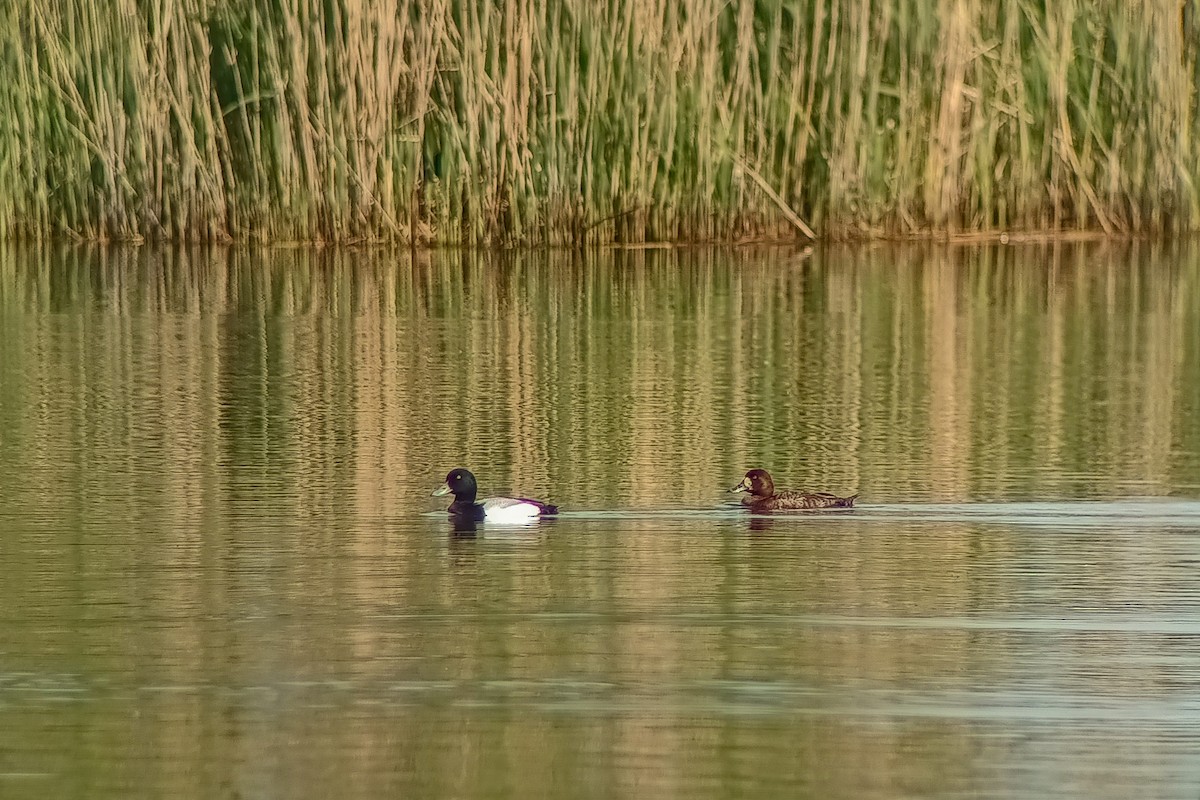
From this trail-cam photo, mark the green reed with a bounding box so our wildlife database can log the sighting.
[1,0,1198,244]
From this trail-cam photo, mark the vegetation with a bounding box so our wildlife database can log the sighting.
[1,1,1198,244]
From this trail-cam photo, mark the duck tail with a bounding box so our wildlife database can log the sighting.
[518,498,559,515]
[838,494,858,508]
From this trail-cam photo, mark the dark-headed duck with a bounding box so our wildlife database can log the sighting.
[729,468,856,511]
[432,468,559,523]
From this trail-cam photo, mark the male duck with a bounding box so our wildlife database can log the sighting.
[729,468,857,511]
[432,468,559,523]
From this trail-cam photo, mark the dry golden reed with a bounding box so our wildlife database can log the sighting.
[1,0,1197,244]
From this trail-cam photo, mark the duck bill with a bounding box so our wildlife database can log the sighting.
[431,482,452,497]
[729,478,750,494]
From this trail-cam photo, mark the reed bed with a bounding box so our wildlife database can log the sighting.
[1,0,1197,244]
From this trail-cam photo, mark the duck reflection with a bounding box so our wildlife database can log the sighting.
[747,516,776,534]
[449,517,480,537]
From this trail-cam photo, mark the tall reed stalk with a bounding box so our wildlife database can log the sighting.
[1,0,1197,244]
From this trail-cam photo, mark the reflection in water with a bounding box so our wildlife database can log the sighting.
[2,241,1196,511]
[0,243,1199,800]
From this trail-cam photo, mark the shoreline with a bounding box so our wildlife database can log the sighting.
[1,228,1187,250]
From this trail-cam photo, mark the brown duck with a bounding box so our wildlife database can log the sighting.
[729,469,857,511]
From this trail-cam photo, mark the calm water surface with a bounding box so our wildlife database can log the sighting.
[1,243,1199,799]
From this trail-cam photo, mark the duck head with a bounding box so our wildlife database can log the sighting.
[729,469,774,498]
[432,468,478,503]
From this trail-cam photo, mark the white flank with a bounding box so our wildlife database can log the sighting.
[480,498,542,523]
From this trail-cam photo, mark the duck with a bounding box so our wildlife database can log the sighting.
[431,468,559,523]
[729,468,857,511]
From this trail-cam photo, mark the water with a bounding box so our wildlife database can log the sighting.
[1,242,1199,799]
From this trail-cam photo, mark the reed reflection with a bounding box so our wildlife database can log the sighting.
[2,240,1196,517]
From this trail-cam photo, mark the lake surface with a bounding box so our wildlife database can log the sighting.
[1,242,1199,800]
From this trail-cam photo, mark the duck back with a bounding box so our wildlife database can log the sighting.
[753,490,857,511]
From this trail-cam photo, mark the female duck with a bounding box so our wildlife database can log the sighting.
[432,468,559,523]
[729,468,856,511]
